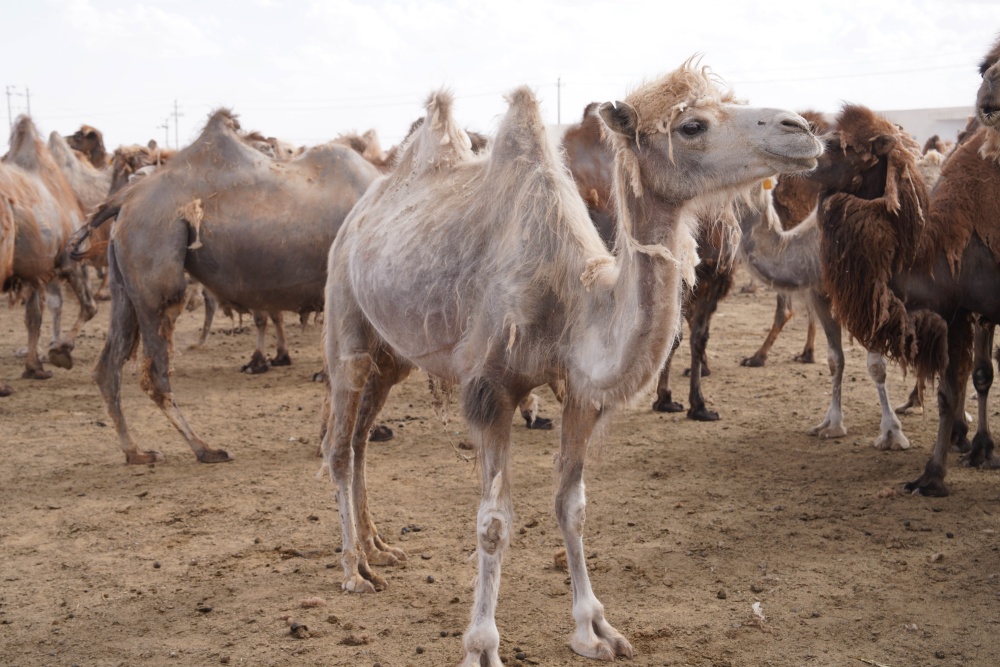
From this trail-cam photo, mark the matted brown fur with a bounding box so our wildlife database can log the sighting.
[930,127,1000,265]
[818,105,942,377]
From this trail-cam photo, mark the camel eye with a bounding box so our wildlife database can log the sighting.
[679,121,706,137]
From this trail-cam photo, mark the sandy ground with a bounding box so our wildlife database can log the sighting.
[1,270,999,667]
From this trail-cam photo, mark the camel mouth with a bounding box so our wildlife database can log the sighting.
[979,105,1000,128]
[763,151,819,173]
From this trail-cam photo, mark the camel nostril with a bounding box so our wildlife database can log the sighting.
[780,118,810,133]
[981,106,1000,118]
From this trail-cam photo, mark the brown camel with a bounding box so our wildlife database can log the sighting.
[560,101,734,420]
[810,82,1000,495]
[320,62,821,665]
[91,108,380,463]
[740,110,831,368]
[66,124,110,168]
[0,116,94,391]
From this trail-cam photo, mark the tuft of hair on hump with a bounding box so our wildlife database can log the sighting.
[205,107,241,132]
[399,89,475,174]
[490,86,552,162]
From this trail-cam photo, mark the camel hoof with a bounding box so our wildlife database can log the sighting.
[687,407,720,422]
[48,344,74,370]
[652,397,684,413]
[525,416,554,430]
[22,368,52,380]
[793,350,815,364]
[270,351,292,367]
[810,425,847,439]
[740,355,765,368]
[125,450,165,464]
[874,431,910,451]
[241,350,269,374]
[196,449,234,463]
[458,650,502,667]
[570,633,634,661]
[370,424,394,442]
[904,476,949,497]
[0,383,13,397]
[342,575,378,594]
[311,370,327,383]
[366,549,403,567]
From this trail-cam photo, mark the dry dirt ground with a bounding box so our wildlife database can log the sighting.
[1,270,999,667]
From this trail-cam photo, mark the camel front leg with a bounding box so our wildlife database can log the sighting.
[807,292,846,438]
[687,306,718,422]
[269,312,292,366]
[22,287,52,380]
[555,399,633,661]
[906,318,973,496]
[966,321,999,468]
[460,378,516,667]
[45,280,64,351]
[868,352,910,451]
[652,333,683,412]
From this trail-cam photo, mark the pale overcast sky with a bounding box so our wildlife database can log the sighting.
[4,0,1000,152]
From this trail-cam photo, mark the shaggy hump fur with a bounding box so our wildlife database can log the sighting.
[818,105,945,378]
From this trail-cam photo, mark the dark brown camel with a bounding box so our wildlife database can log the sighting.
[0,116,94,391]
[740,110,831,368]
[91,108,380,463]
[561,102,734,420]
[811,90,1000,496]
[66,124,110,168]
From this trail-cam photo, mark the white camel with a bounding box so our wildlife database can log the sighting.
[321,62,822,665]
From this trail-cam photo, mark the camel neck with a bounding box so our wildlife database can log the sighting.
[569,188,684,405]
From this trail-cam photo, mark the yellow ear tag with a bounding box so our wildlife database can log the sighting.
[762,177,774,190]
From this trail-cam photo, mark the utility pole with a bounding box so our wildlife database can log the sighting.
[6,85,31,129]
[159,118,170,148]
[557,77,561,125]
[171,99,183,149]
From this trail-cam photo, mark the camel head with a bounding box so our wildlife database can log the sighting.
[597,60,822,204]
[810,105,922,203]
[67,124,108,168]
[978,36,1000,129]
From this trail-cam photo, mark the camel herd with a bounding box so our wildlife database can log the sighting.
[3,44,1000,663]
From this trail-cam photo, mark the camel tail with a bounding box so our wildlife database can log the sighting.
[69,203,119,262]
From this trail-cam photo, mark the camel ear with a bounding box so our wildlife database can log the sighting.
[872,134,896,157]
[599,101,638,138]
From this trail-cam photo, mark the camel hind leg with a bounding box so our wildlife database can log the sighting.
[241,311,270,374]
[49,261,97,370]
[807,291,846,439]
[135,296,232,463]
[22,287,52,380]
[965,320,999,468]
[652,334,684,412]
[741,292,793,367]
[94,250,158,464]
[459,376,519,667]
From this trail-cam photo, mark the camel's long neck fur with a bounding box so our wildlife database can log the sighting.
[566,155,696,408]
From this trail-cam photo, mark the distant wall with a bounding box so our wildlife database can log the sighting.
[878,106,973,144]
